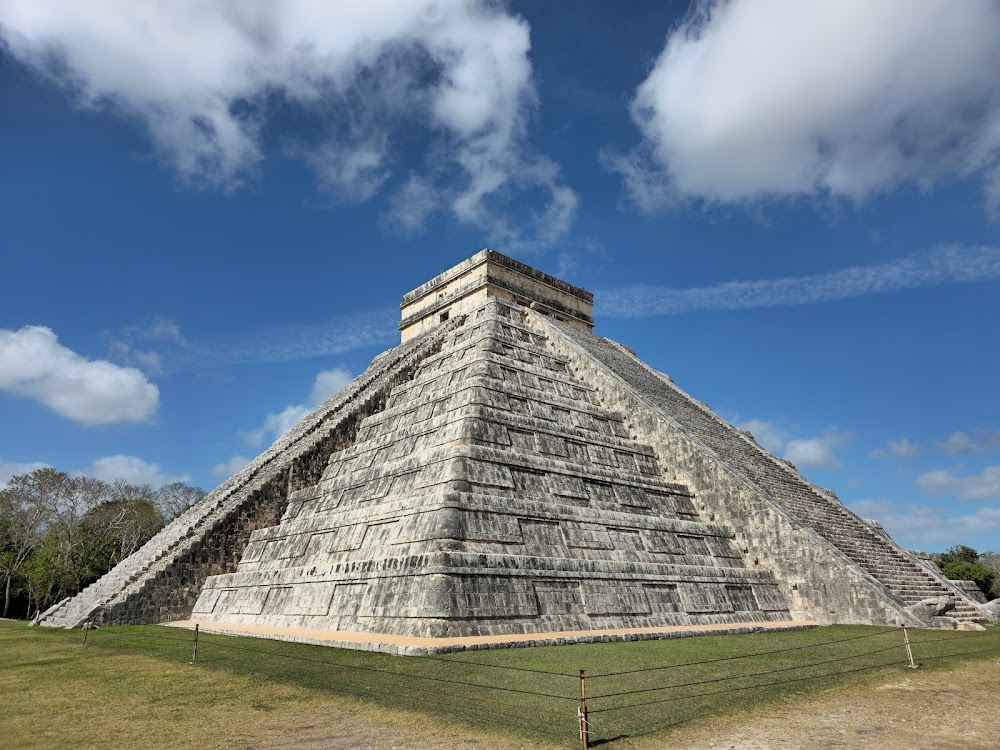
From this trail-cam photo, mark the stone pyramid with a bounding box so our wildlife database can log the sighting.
[37,250,981,639]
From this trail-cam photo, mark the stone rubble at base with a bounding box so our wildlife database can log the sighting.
[37,249,984,647]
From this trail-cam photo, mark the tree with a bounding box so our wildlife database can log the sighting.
[940,544,979,565]
[0,478,49,617]
[980,550,1000,600]
[0,468,203,618]
[154,482,206,520]
[82,497,164,570]
[935,545,997,600]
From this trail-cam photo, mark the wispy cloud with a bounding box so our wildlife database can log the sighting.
[241,366,354,449]
[735,417,850,470]
[0,459,50,487]
[598,244,1000,318]
[209,454,251,484]
[784,430,852,471]
[935,429,1000,455]
[185,308,398,369]
[849,498,1000,548]
[78,454,190,489]
[109,316,188,376]
[916,465,1000,502]
[735,418,787,454]
[869,438,920,460]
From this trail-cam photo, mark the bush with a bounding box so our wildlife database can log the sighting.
[935,545,997,600]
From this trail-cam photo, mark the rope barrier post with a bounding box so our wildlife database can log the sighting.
[578,669,589,749]
[81,621,89,646]
[901,624,917,669]
[191,624,199,665]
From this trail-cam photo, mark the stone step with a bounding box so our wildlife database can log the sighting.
[562,326,982,621]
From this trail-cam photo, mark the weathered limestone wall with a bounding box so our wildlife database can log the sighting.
[95,475,289,625]
[950,579,988,605]
[400,249,593,341]
[37,325,451,628]
[537,314,925,626]
[195,300,791,638]
[44,252,976,639]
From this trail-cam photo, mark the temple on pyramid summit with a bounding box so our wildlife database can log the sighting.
[36,249,984,648]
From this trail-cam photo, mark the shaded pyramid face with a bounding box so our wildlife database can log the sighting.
[193,299,789,637]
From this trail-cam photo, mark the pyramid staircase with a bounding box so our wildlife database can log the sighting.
[35,327,450,628]
[38,249,983,636]
[193,300,791,637]
[34,496,230,628]
[544,321,981,622]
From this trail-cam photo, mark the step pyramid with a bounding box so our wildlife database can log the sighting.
[38,250,982,637]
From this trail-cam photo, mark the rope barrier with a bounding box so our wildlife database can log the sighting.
[65,620,1000,749]
[362,678,574,720]
[586,628,896,679]
[407,652,578,678]
[588,641,905,701]
[588,657,908,714]
[913,645,1000,662]
[908,628,1000,644]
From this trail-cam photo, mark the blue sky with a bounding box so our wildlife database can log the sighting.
[1,0,998,552]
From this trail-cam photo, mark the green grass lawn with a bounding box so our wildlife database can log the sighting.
[1,620,997,749]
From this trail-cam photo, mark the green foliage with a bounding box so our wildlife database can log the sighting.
[940,561,996,598]
[0,468,202,618]
[935,544,997,599]
[982,551,1000,600]
[940,544,980,565]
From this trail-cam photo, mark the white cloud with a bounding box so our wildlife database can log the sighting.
[598,244,1000,318]
[80,455,189,489]
[849,498,1000,548]
[209,454,251,483]
[916,466,1000,502]
[785,430,851,470]
[242,366,354,448]
[935,429,1000,455]
[869,438,920,460]
[735,418,788,454]
[0,325,159,425]
[309,367,354,406]
[735,418,849,470]
[0,0,576,248]
[241,405,311,448]
[0,459,50,488]
[609,0,1000,213]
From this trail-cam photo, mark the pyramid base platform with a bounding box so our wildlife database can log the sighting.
[164,618,819,655]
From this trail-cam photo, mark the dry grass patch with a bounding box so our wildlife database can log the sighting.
[2,621,997,749]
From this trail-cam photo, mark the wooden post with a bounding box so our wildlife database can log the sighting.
[191,624,199,664]
[81,621,89,646]
[578,669,589,749]
[901,624,917,669]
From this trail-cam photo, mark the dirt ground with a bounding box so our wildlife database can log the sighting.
[238,656,999,750]
[635,655,1000,750]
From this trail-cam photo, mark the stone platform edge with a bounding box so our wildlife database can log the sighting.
[164,619,818,655]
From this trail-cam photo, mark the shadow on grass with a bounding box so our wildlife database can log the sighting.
[18,622,1000,749]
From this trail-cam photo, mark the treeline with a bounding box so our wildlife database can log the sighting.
[0,468,205,620]
[933,545,999,600]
